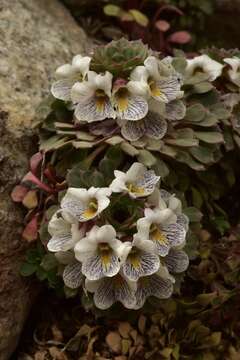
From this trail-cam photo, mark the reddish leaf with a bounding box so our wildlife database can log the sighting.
[22,215,39,242]
[30,152,43,174]
[155,20,170,32]
[11,185,29,202]
[168,31,191,44]
[22,172,54,193]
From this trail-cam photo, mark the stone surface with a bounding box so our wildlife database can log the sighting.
[0,0,88,359]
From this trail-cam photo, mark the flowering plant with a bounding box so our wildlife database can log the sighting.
[14,39,240,313]
[45,163,189,310]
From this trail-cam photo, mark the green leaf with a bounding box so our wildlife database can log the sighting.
[20,262,38,276]
[128,9,149,27]
[185,104,206,122]
[40,135,71,152]
[137,149,156,167]
[194,82,213,94]
[190,145,215,164]
[40,254,58,271]
[165,138,199,147]
[191,187,203,208]
[171,57,187,74]
[103,4,122,17]
[195,132,224,144]
[152,158,169,178]
[64,285,79,298]
[67,164,105,188]
[184,207,203,222]
[36,267,48,281]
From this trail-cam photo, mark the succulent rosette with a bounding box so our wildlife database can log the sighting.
[46,163,189,310]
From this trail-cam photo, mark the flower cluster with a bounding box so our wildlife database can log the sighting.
[185,53,240,86]
[51,50,185,143]
[47,163,189,310]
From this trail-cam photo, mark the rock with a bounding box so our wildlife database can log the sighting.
[0,0,88,359]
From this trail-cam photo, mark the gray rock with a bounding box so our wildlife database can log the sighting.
[0,0,88,358]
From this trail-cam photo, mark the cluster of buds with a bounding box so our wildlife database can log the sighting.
[47,163,189,310]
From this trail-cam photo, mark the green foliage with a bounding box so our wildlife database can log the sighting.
[20,242,63,289]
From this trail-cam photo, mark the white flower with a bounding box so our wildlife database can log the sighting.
[112,80,148,121]
[148,188,189,231]
[47,210,84,252]
[224,57,240,86]
[71,70,115,122]
[61,186,111,222]
[85,273,137,310]
[51,55,91,101]
[110,162,160,198]
[130,56,182,103]
[185,54,223,82]
[134,269,174,309]
[121,234,160,281]
[74,225,126,280]
[137,207,186,256]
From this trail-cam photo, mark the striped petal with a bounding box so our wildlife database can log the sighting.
[63,262,84,289]
[115,95,148,121]
[135,273,174,309]
[81,253,120,281]
[122,250,160,281]
[51,77,77,101]
[92,275,136,310]
[164,249,189,273]
[162,223,186,248]
[121,119,145,141]
[144,112,167,140]
[74,96,115,123]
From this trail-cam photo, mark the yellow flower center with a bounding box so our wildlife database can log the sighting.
[128,248,141,269]
[150,224,168,244]
[98,243,112,269]
[115,87,129,112]
[83,198,98,219]
[126,182,145,195]
[95,89,108,112]
[148,78,162,97]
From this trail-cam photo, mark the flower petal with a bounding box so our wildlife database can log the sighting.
[47,232,74,252]
[155,75,181,102]
[74,96,115,122]
[93,276,136,310]
[121,119,145,141]
[82,253,120,280]
[177,214,189,231]
[72,55,91,78]
[63,262,84,288]
[116,95,148,121]
[164,249,189,273]
[135,170,160,196]
[51,78,77,101]
[165,100,186,121]
[122,250,160,281]
[162,223,186,248]
[144,112,167,140]
[135,274,174,309]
